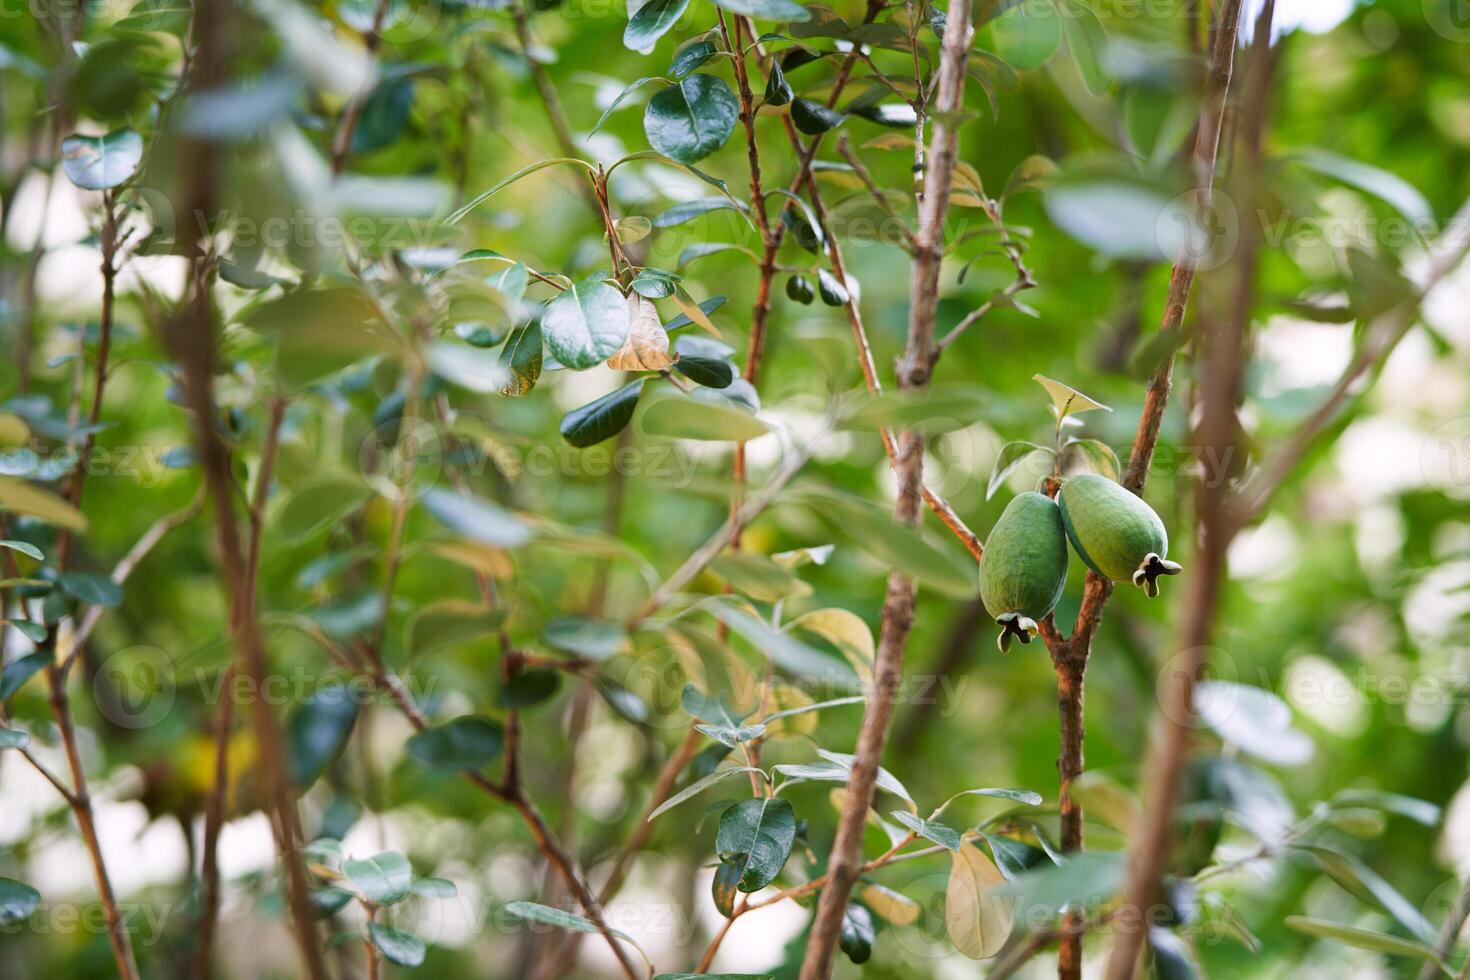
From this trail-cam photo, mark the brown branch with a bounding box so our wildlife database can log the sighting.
[193,398,286,980]
[160,0,327,973]
[330,0,392,175]
[1035,4,1249,973]
[44,658,141,980]
[797,4,973,975]
[1103,3,1257,975]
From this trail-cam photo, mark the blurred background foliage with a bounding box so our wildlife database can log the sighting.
[1,0,1469,976]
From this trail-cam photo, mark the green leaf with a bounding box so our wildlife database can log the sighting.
[891,810,962,851]
[703,601,855,681]
[711,0,811,19]
[1329,790,1440,827]
[0,540,43,561]
[449,157,597,224]
[561,380,647,447]
[696,722,767,748]
[1064,437,1120,481]
[307,591,385,639]
[351,77,414,154]
[1032,373,1112,418]
[987,440,1052,499]
[710,552,812,602]
[1194,680,1312,767]
[647,766,765,820]
[59,571,122,608]
[669,40,719,77]
[675,356,735,388]
[774,751,912,804]
[983,834,1051,882]
[764,61,793,106]
[369,922,426,966]
[1293,147,1433,228]
[0,877,40,926]
[497,322,543,397]
[498,668,562,708]
[287,683,360,788]
[422,488,533,548]
[995,850,1125,919]
[630,266,682,299]
[278,475,371,542]
[644,74,739,164]
[0,728,30,749]
[1284,916,1443,965]
[840,386,987,435]
[309,887,354,917]
[411,877,458,898]
[8,620,47,644]
[791,97,843,134]
[591,76,665,134]
[639,392,769,442]
[406,600,505,659]
[406,716,504,770]
[542,277,630,369]
[681,684,750,726]
[840,903,875,964]
[504,900,651,972]
[654,197,746,227]
[813,492,975,599]
[716,796,797,891]
[59,129,143,190]
[988,0,1061,70]
[1061,0,1108,95]
[1298,844,1435,943]
[541,617,627,660]
[946,842,1012,959]
[0,651,52,704]
[626,0,691,50]
[1150,927,1200,980]
[344,851,414,906]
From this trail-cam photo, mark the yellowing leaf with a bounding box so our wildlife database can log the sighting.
[787,608,874,681]
[607,293,673,371]
[1032,373,1112,419]
[946,842,1012,959]
[432,541,514,579]
[862,882,921,926]
[0,414,29,446]
[760,680,817,738]
[1069,770,1139,835]
[0,477,87,533]
[671,287,721,336]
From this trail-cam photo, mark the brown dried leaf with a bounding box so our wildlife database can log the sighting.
[607,293,673,371]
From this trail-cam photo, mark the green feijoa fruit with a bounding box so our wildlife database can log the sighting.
[816,269,848,306]
[978,491,1068,652]
[1057,473,1181,597]
[786,274,814,304]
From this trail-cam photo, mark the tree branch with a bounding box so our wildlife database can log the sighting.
[797,4,973,975]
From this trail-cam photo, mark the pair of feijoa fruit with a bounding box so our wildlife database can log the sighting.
[977,474,1182,652]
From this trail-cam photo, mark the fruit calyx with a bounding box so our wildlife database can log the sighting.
[995,612,1039,653]
[1132,552,1183,598]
